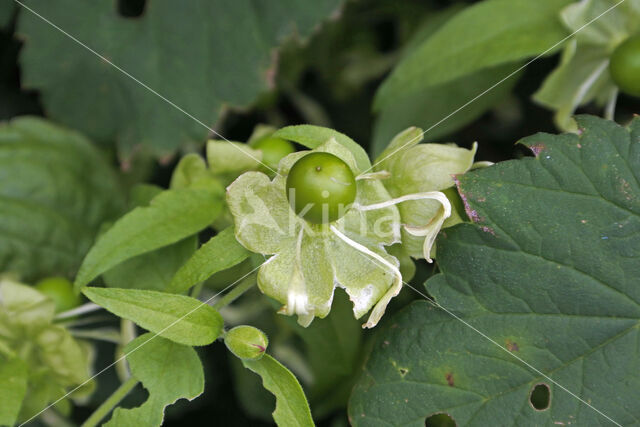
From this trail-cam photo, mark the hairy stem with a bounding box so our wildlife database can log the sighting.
[81,376,138,427]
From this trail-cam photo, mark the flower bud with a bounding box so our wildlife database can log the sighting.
[224,325,269,360]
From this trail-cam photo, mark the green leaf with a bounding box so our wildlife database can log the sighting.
[0,117,124,281]
[106,334,205,426]
[82,287,224,346]
[17,0,343,158]
[371,62,521,157]
[272,125,371,171]
[349,116,640,425]
[168,227,250,294]
[374,0,572,108]
[75,188,222,289]
[0,357,28,426]
[103,236,197,292]
[243,354,314,427]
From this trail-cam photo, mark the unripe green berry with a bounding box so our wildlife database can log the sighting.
[253,136,295,172]
[285,152,357,224]
[34,277,82,313]
[224,325,269,360]
[610,34,640,97]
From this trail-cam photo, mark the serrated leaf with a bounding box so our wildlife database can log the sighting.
[75,188,222,289]
[106,333,204,427]
[168,227,250,294]
[0,117,124,281]
[17,0,343,158]
[243,354,314,427]
[0,357,28,426]
[374,0,572,108]
[349,116,640,425]
[82,287,223,346]
[272,125,371,171]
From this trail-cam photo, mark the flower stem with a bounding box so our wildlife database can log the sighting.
[212,274,257,310]
[81,376,138,427]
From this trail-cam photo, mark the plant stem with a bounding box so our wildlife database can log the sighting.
[81,376,138,427]
[212,274,256,310]
[190,281,204,299]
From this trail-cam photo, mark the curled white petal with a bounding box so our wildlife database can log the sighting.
[330,225,402,329]
[354,191,452,263]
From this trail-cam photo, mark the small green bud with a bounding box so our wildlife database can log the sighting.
[224,325,269,360]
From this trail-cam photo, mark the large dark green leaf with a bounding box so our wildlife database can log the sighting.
[17,0,343,158]
[0,117,124,281]
[349,116,640,426]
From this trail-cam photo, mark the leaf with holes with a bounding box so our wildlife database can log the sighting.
[349,115,640,426]
[17,0,344,158]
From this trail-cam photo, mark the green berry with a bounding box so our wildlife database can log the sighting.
[286,152,357,224]
[253,136,295,172]
[34,277,82,313]
[224,325,269,360]
[610,34,640,97]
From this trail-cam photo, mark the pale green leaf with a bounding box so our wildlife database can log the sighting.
[243,354,314,427]
[0,117,124,281]
[272,125,371,171]
[168,227,250,294]
[207,141,262,176]
[375,0,572,108]
[169,154,217,190]
[17,0,343,157]
[0,357,28,426]
[75,188,222,289]
[82,287,223,346]
[349,116,640,425]
[106,333,204,427]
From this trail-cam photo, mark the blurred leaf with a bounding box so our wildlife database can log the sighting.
[0,117,124,281]
[0,357,28,426]
[273,125,371,171]
[75,188,222,289]
[106,333,204,427]
[168,227,250,294]
[17,0,344,158]
[375,0,572,108]
[0,1,13,29]
[349,116,640,425]
[242,354,314,427]
[372,62,521,157]
[83,287,224,346]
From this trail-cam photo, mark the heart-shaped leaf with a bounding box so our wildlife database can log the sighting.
[349,116,640,426]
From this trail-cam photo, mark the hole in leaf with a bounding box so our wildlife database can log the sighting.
[425,413,456,427]
[529,383,550,410]
[118,0,146,17]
